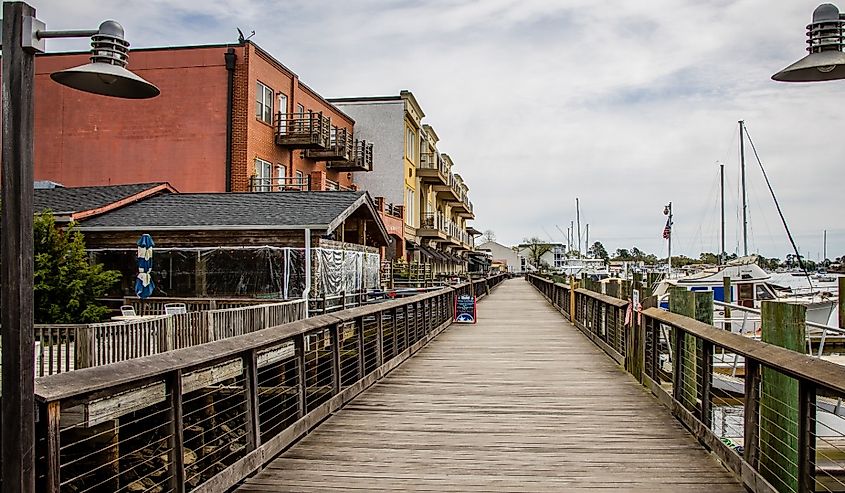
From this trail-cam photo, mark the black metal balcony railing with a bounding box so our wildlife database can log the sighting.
[275,111,331,149]
[250,176,310,192]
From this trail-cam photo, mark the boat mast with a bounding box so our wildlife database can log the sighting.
[586,224,589,256]
[739,120,749,256]
[824,229,827,262]
[720,162,725,265]
[576,198,582,258]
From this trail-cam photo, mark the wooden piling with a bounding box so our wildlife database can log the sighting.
[759,301,806,493]
[669,288,712,412]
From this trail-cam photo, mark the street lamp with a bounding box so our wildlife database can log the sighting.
[1,2,158,491]
[772,3,845,82]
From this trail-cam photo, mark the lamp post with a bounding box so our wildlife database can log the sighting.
[1,2,158,491]
[773,3,845,82]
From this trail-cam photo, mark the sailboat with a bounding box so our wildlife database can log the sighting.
[653,121,838,328]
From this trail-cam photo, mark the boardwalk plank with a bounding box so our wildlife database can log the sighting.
[237,278,743,491]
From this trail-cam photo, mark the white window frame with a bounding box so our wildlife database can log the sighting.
[277,93,288,134]
[256,81,274,125]
[296,170,305,190]
[255,158,272,191]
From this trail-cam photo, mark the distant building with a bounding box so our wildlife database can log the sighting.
[476,241,524,273]
[517,243,567,271]
[31,41,371,194]
[330,92,476,274]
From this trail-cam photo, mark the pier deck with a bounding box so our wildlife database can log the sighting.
[237,278,743,492]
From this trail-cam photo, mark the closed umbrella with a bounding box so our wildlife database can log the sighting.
[135,234,155,299]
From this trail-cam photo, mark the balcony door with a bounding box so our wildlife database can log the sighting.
[277,94,288,134]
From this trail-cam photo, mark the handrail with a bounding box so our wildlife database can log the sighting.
[31,273,508,493]
[527,272,845,493]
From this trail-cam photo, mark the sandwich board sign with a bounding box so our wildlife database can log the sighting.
[454,294,477,324]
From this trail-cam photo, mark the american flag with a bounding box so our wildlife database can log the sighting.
[662,217,672,239]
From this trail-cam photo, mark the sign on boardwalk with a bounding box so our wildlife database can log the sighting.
[454,294,477,324]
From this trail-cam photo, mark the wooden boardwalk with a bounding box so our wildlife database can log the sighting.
[237,278,743,492]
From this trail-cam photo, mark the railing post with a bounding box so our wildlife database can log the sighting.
[743,359,761,470]
[700,341,713,428]
[295,334,307,417]
[330,324,341,395]
[75,325,94,369]
[356,317,365,381]
[36,401,60,493]
[797,379,817,493]
[672,327,684,405]
[206,311,214,343]
[166,370,186,493]
[243,349,260,451]
[376,309,384,367]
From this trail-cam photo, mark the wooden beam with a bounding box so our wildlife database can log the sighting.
[1,3,37,491]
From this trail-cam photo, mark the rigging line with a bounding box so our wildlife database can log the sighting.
[743,126,814,290]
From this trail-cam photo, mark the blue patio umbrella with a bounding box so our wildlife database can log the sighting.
[135,234,155,299]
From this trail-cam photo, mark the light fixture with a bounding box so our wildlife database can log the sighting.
[772,3,845,82]
[50,20,159,98]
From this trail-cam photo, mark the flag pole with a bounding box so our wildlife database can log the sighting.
[664,202,673,277]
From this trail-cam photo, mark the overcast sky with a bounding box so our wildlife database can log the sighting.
[33,0,845,261]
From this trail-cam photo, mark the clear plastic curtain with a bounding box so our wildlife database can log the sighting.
[89,246,381,299]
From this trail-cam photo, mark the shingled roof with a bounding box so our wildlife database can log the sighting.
[77,190,390,242]
[34,182,175,220]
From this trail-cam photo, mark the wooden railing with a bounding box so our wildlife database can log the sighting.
[124,296,277,316]
[275,111,331,146]
[528,274,845,493]
[31,300,307,376]
[32,274,507,492]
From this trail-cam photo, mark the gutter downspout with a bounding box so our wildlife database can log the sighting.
[224,48,237,192]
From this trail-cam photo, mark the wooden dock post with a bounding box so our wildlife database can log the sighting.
[668,288,712,412]
[840,277,844,330]
[759,300,806,493]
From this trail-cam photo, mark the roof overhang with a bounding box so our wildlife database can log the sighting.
[325,192,391,247]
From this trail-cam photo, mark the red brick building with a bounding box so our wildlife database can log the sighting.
[33,41,372,193]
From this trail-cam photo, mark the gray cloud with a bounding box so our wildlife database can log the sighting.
[31,0,845,260]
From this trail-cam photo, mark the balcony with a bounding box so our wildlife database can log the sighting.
[327,140,373,172]
[433,173,461,203]
[417,153,449,185]
[250,176,310,192]
[417,212,448,241]
[305,127,352,161]
[453,196,474,218]
[275,111,331,149]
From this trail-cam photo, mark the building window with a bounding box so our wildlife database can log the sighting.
[277,93,288,134]
[296,170,306,190]
[276,165,286,189]
[256,81,274,125]
[255,158,272,191]
[406,128,415,162]
[405,188,415,226]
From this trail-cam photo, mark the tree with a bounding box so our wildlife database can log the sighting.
[630,247,645,260]
[614,248,631,260]
[481,229,496,243]
[588,241,609,260]
[33,212,120,323]
[522,237,552,271]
